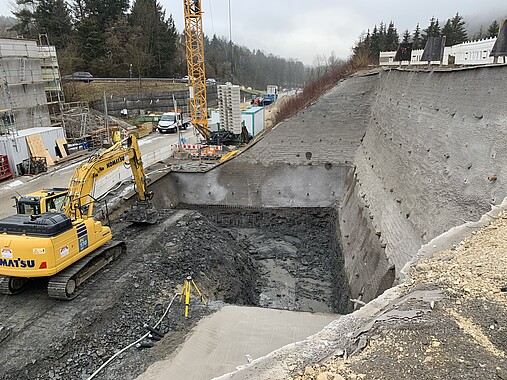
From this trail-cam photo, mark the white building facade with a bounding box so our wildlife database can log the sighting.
[380,37,506,66]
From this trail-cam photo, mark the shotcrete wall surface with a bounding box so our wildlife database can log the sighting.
[161,73,378,209]
[166,163,349,208]
[237,74,378,166]
[350,65,507,282]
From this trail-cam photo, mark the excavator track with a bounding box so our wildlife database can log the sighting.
[47,240,126,300]
[0,275,29,295]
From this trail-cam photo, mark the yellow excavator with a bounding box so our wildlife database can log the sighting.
[0,134,156,299]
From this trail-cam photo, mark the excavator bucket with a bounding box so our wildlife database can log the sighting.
[124,201,158,224]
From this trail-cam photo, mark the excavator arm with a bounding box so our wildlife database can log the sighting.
[64,134,155,223]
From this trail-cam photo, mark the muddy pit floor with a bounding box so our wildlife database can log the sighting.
[0,207,346,380]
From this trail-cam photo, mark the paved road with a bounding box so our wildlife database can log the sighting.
[0,128,197,219]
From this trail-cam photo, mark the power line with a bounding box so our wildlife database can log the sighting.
[208,0,215,36]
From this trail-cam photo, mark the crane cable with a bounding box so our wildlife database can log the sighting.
[208,0,215,36]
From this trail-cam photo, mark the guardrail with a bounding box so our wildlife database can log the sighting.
[61,77,220,84]
[61,77,186,82]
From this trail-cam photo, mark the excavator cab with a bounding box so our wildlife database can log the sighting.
[16,188,69,215]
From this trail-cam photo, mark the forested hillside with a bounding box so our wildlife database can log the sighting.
[4,0,306,89]
[2,2,506,88]
[352,13,504,65]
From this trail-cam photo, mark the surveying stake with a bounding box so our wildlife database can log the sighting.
[180,276,207,318]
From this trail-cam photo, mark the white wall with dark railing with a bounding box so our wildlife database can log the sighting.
[380,37,506,66]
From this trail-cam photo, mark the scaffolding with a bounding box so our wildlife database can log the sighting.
[38,34,65,129]
[61,102,89,140]
[0,37,53,136]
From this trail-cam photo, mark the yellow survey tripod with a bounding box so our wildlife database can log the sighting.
[180,275,206,318]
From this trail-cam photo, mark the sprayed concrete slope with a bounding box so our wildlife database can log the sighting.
[343,65,507,298]
[137,306,337,380]
[152,74,377,208]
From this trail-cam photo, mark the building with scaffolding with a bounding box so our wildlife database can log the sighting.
[0,37,65,176]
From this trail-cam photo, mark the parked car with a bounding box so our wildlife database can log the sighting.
[181,75,189,83]
[206,78,216,85]
[62,71,94,83]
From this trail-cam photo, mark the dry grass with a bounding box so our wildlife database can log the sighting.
[63,80,187,103]
[272,60,366,127]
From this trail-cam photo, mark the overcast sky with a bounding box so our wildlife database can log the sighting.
[0,0,506,65]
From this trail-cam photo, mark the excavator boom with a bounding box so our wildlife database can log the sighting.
[65,134,155,223]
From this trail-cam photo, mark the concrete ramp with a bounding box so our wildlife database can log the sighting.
[137,306,338,380]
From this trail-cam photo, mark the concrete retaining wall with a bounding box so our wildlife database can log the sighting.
[351,65,507,284]
[156,162,350,208]
[91,86,218,117]
[339,169,394,303]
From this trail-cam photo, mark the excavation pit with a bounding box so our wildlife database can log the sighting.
[193,207,351,314]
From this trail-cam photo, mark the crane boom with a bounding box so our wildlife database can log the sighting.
[183,0,209,138]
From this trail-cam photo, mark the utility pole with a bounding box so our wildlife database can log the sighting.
[173,95,182,151]
[103,91,110,146]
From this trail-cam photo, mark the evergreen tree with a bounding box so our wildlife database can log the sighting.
[473,26,486,40]
[385,21,399,50]
[74,17,105,73]
[422,16,440,47]
[402,29,411,43]
[72,0,129,75]
[129,0,178,77]
[11,0,37,37]
[78,0,129,27]
[441,13,467,45]
[103,16,132,77]
[440,20,454,45]
[369,25,380,60]
[378,22,387,51]
[352,30,373,66]
[487,20,500,38]
[34,0,72,48]
[412,23,423,49]
[12,0,72,49]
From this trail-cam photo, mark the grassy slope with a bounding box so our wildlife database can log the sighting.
[63,80,188,103]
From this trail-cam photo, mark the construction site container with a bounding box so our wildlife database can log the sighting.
[241,106,265,136]
[0,126,65,175]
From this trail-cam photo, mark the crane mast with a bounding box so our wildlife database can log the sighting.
[183,0,208,136]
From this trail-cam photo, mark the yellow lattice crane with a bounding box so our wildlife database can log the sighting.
[183,0,210,140]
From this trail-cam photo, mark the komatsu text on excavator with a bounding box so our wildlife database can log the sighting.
[0,134,156,299]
